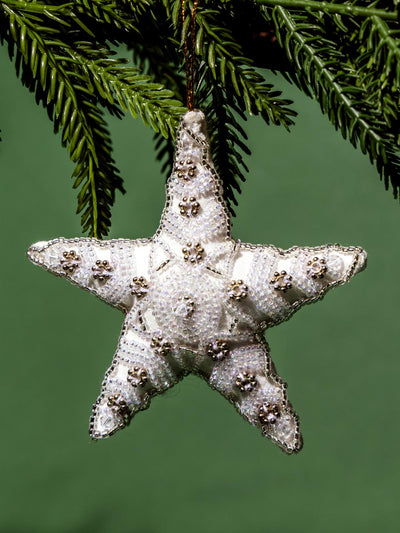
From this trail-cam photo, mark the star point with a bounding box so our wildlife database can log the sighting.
[27,110,366,453]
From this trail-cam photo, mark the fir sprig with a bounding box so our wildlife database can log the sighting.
[0,0,186,236]
[262,4,400,197]
[194,5,297,128]
[1,0,400,235]
[0,4,124,237]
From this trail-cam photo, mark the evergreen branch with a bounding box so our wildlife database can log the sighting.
[1,0,150,42]
[252,0,399,20]
[266,5,400,197]
[361,15,400,91]
[0,4,124,237]
[0,1,186,235]
[194,5,297,129]
[2,0,400,231]
[192,2,296,209]
[68,47,185,138]
[72,0,151,36]
[3,1,74,14]
[3,0,149,19]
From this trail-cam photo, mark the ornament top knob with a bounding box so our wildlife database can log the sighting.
[181,109,208,137]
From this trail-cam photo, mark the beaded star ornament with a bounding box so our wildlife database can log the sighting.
[27,0,367,453]
[27,109,366,453]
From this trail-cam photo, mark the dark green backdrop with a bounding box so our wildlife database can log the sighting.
[1,45,399,533]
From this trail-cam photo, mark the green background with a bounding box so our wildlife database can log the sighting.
[1,44,399,533]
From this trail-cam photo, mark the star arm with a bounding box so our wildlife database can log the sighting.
[27,237,152,311]
[232,243,367,328]
[204,341,302,454]
[90,309,184,439]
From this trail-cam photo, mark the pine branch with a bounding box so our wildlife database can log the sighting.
[195,2,297,210]
[1,4,125,237]
[3,0,149,30]
[1,0,400,232]
[361,15,400,93]
[0,0,186,236]
[253,0,399,20]
[192,4,297,129]
[262,4,400,197]
[70,45,185,137]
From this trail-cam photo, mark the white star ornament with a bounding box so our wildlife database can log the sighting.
[27,110,367,454]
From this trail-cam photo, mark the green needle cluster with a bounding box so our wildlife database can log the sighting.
[1,0,399,236]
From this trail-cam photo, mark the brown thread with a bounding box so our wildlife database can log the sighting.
[181,0,199,111]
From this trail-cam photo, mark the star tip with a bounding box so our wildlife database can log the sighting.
[26,241,49,265]
[88,425,108,440]
[290,437,304,455]
[279,438,303,455]
[354,248,368,275]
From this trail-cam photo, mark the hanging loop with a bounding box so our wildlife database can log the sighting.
[181,0,199,111]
